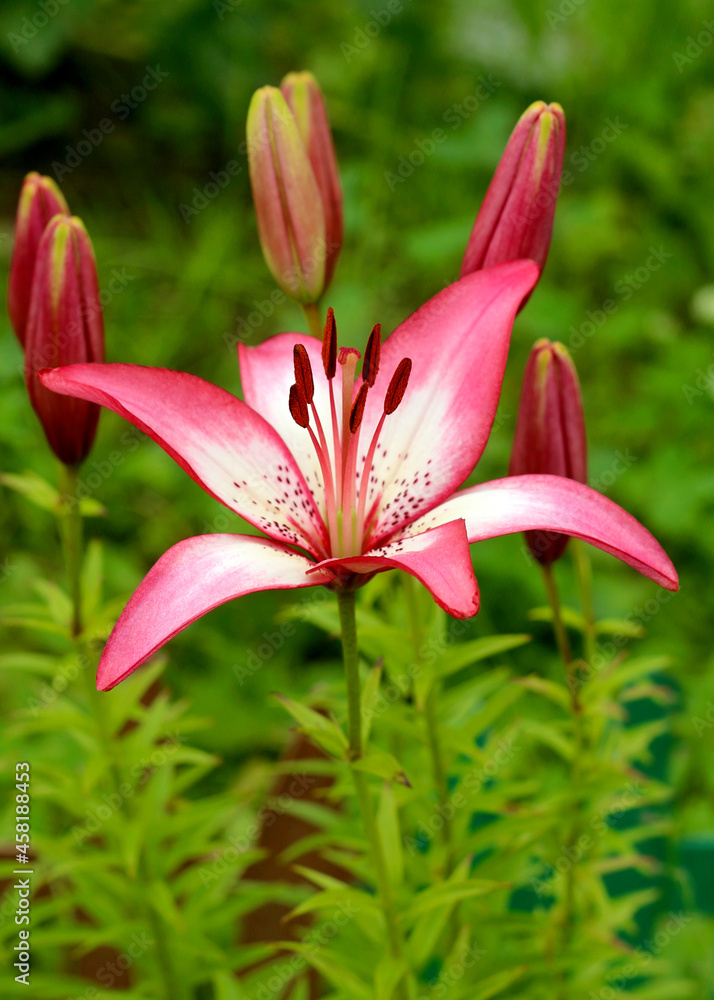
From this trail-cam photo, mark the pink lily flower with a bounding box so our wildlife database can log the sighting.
[39,261,677,691]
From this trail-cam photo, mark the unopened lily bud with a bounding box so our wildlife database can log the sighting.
[509,339,586,564]
[281,71,343,288]
[247,76,342,305]
[25,215,105,466]
[461,101,565,279]
[8,172,70,346]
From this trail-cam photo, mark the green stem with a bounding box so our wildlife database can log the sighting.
[336,590,405,965]
[571,540,596,667]
[403,578,454,870]
[59,464,83,638]
[541,562,572,669]
[302,301,323,339]
[337,590,363,759]
[542,563,585,997]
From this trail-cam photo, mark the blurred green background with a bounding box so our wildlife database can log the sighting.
[1,0,713,948]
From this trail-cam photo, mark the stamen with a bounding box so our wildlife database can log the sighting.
[362,323,381,386]
[339,347,361,480]
[288,383,309,428]
[349,382,369,433]
[384,358,412,414]
[355,357,413,549]
[293,344,314,403]
[322,307,337,379]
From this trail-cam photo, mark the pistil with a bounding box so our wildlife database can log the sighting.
[288,315,412,561]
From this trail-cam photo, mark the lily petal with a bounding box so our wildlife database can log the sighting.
[97,534,331,690]
[404,475,678,591]
[358,261,539,545]
[39,363,327,556]
[311,520,480,618]
[239,332,340,510]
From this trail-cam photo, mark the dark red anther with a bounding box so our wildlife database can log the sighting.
[289,383,310,428]
[322,306,337,379]
[349,382,369,433]
[293,344,315,403]
[362,323,381,387]
[384,358,412,415]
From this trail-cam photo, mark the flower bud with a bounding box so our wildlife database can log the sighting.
[281,71,343,288]
[8,172,70,346]
[461,101,565,279]
[509,339,586,564]
[247,77,342,304]
[25,215,105,466]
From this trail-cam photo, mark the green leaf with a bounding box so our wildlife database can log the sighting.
[452,965,528,1000]
[437,634,532,677]
[515,674,571,711]
[272,694,348,757]
[377,781,403,886]
[352,751,409,786]
[528,605,584,630]
[276,944,372,1000]
[525,721,574,761]
[0,652,57,675]
[405,879,508,921]
[595,617,646,638]
[0,470,60,511]
[374,954,408,1000]
[286,887,382,924]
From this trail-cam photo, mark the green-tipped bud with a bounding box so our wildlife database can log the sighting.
[8,172,70,346]
[509,338,587,564]
[25,215,105,466]
[247,76,342,304]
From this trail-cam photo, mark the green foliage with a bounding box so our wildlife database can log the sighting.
[1,0,713,996]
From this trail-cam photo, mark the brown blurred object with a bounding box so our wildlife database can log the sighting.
[239,729,348,996]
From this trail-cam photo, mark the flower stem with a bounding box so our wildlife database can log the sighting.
[404,577,453,871]
[302,301,323,339]
[541,562,572,668]
[336,590,405,965]
[59,464,83,638]
[542,562,585,997]
[571,540,596,666]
